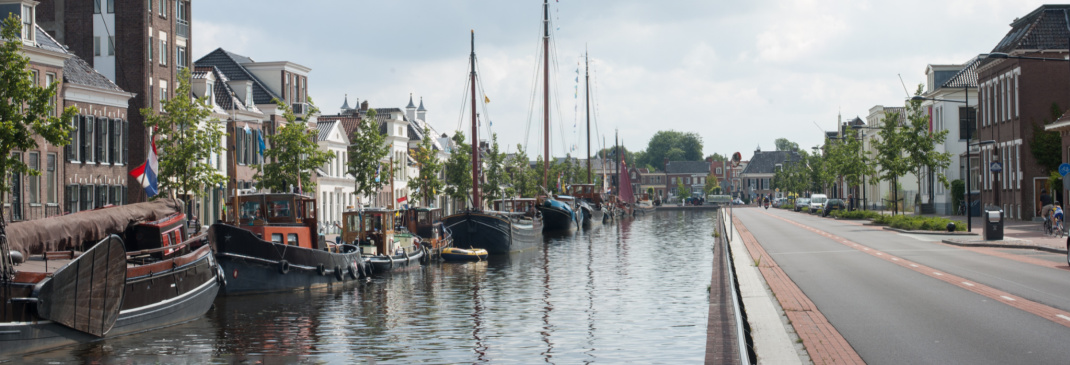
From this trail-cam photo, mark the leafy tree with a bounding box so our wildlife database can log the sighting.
[141,67,224,207]
[482,134,508,203]
[902,85,952,207]
[704,173,719,194]
[0,16,76,199]
[444,131,472,208]
[509,144,539,198]
[406,126,442,207]
[825,129,873,196]
[775,138,799,152]
[1030,102,1063,174]
[705,153,727,162]
[255,99,333,193]
[676,180,690,199]
[872,110,909,215]
[348,109,390,207]
[638,130,703,169]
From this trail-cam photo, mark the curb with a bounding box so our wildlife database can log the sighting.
[940,239,1067,254]
[881,227,977,236]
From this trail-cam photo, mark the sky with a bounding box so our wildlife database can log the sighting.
[193,0,1052,161]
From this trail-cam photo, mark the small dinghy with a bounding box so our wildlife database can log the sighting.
[440,247,488,262]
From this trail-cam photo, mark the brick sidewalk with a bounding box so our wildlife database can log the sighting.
[925,214,1067,253]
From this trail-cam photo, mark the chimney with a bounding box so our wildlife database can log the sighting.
[360,100,369,111]
[663,158,669,172]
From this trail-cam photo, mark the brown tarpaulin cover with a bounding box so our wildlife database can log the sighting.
[6,199,181,255]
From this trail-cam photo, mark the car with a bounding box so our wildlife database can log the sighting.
[809,194,828,212]
[823,198,846,217]
[795,198,810,212]
[733,198,744,205]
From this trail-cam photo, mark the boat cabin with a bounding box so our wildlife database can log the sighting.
[229,193,318,249]
[403,207,442,239]
[569,184,605,207]
[128,211,188,258]
[491,198,539,218]
[341,208,399,256]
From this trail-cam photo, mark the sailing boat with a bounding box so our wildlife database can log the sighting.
[535,0,576,233]
[442,31,543,254]
[571,51,605,227]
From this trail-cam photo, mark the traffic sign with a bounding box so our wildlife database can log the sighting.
[990,161,1003,173]
[1060,163,1070,177]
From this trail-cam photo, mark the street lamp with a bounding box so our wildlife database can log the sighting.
[910,89,975,231]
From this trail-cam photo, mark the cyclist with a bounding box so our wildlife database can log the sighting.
[1053,202,1064,237]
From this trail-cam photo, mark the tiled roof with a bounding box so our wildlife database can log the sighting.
[194,48,281,106]
[942,56,981,89]
[63,55,123,92]
[740,150,801,175]
[316,120,337,142]
[665,161,710,174]
[33,25,67,54]
[984,5,1070,68]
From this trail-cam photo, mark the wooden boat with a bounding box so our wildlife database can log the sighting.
[402,207,452,253]
[443,31,543,254]
[537,195,575,232]
[569,184,605,226]
[209,192,366,296]
[0,199,220,356]
[440,247,488,262]
[342,208,428,273]
[635,193,657,214]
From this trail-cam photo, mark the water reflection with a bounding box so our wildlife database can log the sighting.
[22,210,716,364]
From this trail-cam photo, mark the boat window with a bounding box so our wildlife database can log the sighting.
[268,199,292,218]
[347,214,357,232]
[419,211,430,222]
[385,215,392,230]
[271,233,283,244]
[367,216,380,232]
[288,233,298,245]
[241,201,261,220]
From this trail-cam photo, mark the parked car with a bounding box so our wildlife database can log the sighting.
[809,194,828,212]
[733,198,744,205]
[795,198,810,212]
[823,198,846,217]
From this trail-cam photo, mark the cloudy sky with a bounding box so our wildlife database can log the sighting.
[194,0,1050,161]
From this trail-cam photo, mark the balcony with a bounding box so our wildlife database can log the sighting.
[177,19,190,39]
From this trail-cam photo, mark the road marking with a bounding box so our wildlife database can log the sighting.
[759,210,1070,331]
[962,282,975,287]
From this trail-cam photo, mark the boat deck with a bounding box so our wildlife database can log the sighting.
[14,251,83,274]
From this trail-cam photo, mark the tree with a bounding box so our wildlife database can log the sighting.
[443,131,472,208]
[141,67,225,208]
[775,138,799,152]
[704,173,719,194]
[676,180,690,200]
[406,126,443,207]
[872,110,909,215]
[1030,102,1063,174]
[255,99,333,193]
[348,109,389,207]
[482,134,508,203]
[902,85,952,208]
[638,130,703,169]
[0,16,76,199]
[509,143,539,198]
[705,153,727,162]
[824,129,873,200]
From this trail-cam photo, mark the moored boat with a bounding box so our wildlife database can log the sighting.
[569,184,605,226]
[440,247,488,262]
[342,208,428,273]
[537,196,575,232]
[0,199,220,356]
[209,192,366,296]
[402,206,453,254]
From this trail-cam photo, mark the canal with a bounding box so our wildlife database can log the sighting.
[20,210,717,364]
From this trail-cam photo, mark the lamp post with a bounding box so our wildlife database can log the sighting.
[851,125,880,210]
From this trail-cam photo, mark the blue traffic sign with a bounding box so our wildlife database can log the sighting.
[1060,163,1070,177]
[990,161,1003,173]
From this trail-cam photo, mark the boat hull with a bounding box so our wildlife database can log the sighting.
[441,247,488,261]
[538,203,574,232]
[209,223,367,296]
[0,245,220,356]
[367,248,427,273]
[443,211,541,254]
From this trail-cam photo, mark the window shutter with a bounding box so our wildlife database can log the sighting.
[122,120,129,164]
[236,131,243,165]
[95,117,104,163]
[80,116,88,162]
[66,115,76,161]
[109,119,117,164]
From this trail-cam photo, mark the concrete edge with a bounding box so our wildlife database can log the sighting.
[940,239,1068,254]
[724,211,807,365]
[882,227,978,236]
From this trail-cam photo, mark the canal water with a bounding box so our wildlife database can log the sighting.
[19,210,716,364]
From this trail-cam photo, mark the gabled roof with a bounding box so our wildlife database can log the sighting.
[942,56,981,89]
[33,25,68,54]
[316,120,338,142]
[194,48,281,106]
[665,161,710,174]
[983,5,1070,68]
[740,150,800,175]
[64,55,123,92]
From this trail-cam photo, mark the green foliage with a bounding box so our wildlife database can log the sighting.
[829,210,881,220]
[1030,102,1063,174]
[482,134,508,203]
[638,130,703,170]
[0,16,77,198]
[509,143,539,198]
[676,180,690,199]
[706,153,727,162]
[871,214,964,231]
[406,126,443,207]
[141,67,224,205]
[348,109,390,204]
[950,179,965,215]
[775,138,799,151]
[902,85,953,195]
[705,174,720,195]
[825,129,873,189]
[444,131,472,207]
[255,99,333,193]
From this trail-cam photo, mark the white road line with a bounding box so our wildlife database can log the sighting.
[910,264,918,267]
[1058,315,1070,321]
[1001,296,1016,301]
[933,272,944,276]
[962,282,975,287]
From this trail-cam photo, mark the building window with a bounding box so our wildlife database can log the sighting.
[27,152,38,204]
[160,38,167,65]
[108,36,114,56]
[148,0,152,13]
[109,119,120,164]
[94,36,101,56]
[94,0,101,14]
[148,35,153,61]
[159,80,167,112]
[159,0,166,16]
[80,185,93,211]
[46,154,55,204]
[95,116,105,163]
[21,5,32,42]
[959,106,975,141]
[45,73,56,116]
[84,116,94,164]
[176,45,186,69]
[107,0,114,13]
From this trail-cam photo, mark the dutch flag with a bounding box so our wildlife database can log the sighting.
[129,134,159,198]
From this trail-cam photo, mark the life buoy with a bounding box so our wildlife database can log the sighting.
[317,264,327,276]
[278,260,290,274]
[335,266,345,281]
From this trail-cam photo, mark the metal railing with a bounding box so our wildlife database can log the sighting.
[176,20,190,38]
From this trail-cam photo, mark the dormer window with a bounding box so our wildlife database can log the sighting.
[20,4,32,43]
[245,84,253,107]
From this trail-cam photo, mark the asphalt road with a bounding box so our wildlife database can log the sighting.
[734,207,1070,365]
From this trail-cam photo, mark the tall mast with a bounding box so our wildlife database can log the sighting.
[470,30,481,209]
[615,129,619,192]
[542,0,550,190]
[585,48,591,184]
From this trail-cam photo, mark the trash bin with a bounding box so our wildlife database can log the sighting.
[983,206,1003,241]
